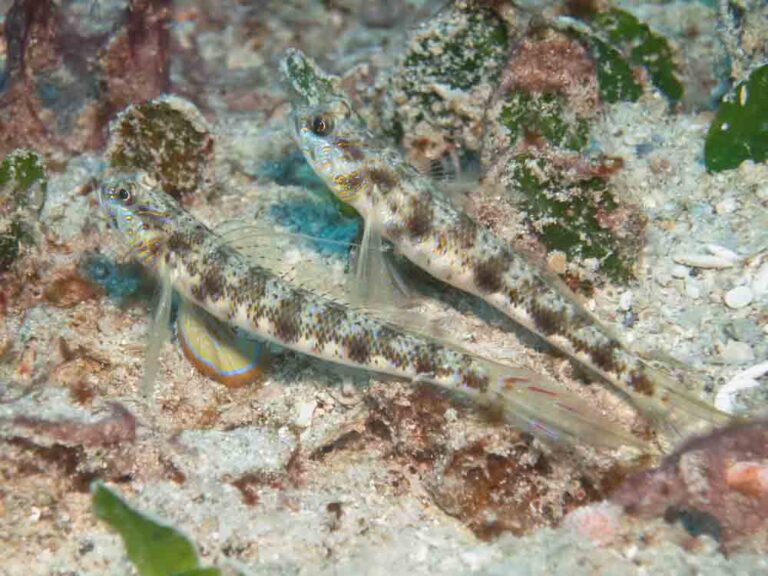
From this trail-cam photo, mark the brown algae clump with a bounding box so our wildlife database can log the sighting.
[107,95,214,199]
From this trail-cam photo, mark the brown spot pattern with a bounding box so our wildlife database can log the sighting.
[473,256,507,294]
[270,295,304,344]
[368,166,400,192]
[345,333,372,364]
[405,199,434,239]
[629,370,655,396]
[530,302,567,335]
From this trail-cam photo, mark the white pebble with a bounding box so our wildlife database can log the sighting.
[293,399,317,428]
[715,361,768,413]
[715,197,737,214]
[685,280,701,299]
[619,291,633,311]
[671,264,689,279]
[722,340,755,364]
[706,244,741,263]
[674,254,735,269]
[724,286,753,309]
[753,262,768,296]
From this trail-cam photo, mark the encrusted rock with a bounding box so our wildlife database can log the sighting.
[107,95,214,199]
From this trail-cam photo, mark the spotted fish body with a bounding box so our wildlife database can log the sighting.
[99,171,632,446]
[283,50,729,438]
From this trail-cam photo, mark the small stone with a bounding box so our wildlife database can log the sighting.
[618,291,633,311]
[685,279,701,299]
[725,461,768,499]
[753,262,768,296]
[715,197,737,214]
[722,340,755,364]
[725,319,762,343]
[674,254,734,269]
[563,502,622,547]
[294,399,317,428]
[547,250,567,275]
[671,264,689,279]
[724,286,753,309]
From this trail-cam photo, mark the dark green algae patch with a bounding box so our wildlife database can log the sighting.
[400,2,508,94]
[281,47,339,106]
[0,149,47,271]
[705,64,768,172]
[510,154,640,285]
[588,8,684,104]
[381,0,509,148]
[499,91,590,152]
[562,7,683,104]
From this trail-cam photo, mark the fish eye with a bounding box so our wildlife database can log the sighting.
[310,114,333,137]
[116,187,132,204]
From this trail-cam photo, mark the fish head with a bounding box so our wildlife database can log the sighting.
[99,171,177,267]
[290,97,379,211]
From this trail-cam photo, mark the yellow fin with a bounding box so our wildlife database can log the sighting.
[176,300,267,388]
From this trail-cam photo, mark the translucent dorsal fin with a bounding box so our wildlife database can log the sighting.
[176,300,267,388]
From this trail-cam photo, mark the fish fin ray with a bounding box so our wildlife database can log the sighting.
[483,361,647,450]
[141,268,173,401]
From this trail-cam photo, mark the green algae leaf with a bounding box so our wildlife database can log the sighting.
[92,482,218,576]
[570,31,643,103]
[591,8,683,103]
[705,64,768,172]
[281,48,339,106]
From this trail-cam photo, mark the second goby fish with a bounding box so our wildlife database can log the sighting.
[98,170,639,449]
[281,48,730,443]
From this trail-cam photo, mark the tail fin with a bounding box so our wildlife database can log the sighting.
[482,361,647,451]
[631,360,733,447]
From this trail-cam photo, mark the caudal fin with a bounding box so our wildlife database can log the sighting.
[632,360,733,448]
[483,361,646,451]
